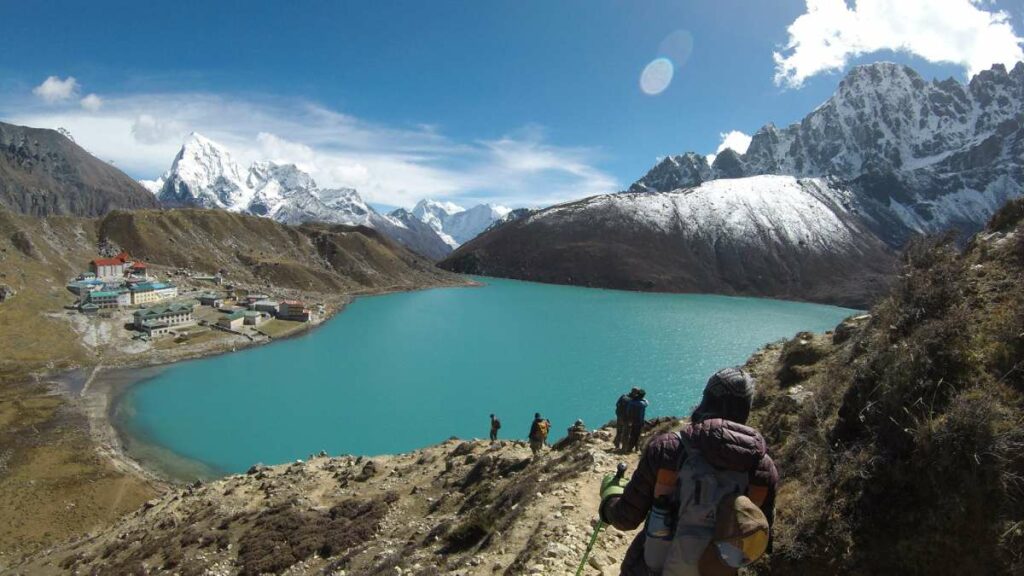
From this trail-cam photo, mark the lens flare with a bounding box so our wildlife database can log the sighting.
[659,30,694,67]
[640,57,674,95]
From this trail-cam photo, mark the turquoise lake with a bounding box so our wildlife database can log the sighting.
[115,278,856,477]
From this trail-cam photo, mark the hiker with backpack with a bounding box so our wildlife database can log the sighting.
[528,412,551,456]
[598,367,778,575]
[624,388,649,453]
[489,413,501,441]
[614,388,636,451]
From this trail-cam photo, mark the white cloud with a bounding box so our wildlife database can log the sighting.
[706,130,753,165]
[32,76,80,103]
[80,93,103,111]
[716,130,752,155]
[774,0,1024,88]
[2,90,617,207]
[131,114,187,145]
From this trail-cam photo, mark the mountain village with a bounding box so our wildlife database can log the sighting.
[64,250,319,345]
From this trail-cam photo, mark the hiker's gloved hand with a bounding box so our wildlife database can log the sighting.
[598,473,628,524]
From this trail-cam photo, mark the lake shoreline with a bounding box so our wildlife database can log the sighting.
[59,278,481,488]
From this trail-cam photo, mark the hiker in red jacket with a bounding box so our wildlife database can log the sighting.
[598,367,779,575]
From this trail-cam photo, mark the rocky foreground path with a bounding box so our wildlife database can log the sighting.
[10,426,652,575]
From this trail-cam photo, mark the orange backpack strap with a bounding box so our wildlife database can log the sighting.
[747,484,769,507]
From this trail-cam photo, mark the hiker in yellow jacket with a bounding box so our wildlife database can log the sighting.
[528,412,551,456]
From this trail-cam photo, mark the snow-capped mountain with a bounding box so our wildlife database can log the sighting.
[445,204,512,244]
[147,133,451,259]
[442,175,894,307]
[157,133,253,210]
[632,61,1024,246]
[319,187,375,227]
[408,199,511,247]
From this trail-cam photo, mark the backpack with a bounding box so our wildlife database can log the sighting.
[492,418,501,430]
[537,419,550,439]
[643,432,757,575]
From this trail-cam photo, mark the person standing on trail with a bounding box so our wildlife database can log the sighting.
[528,412,551,456]
[598,367,778,575]
[614,388,636,451]
[489,413,501,442]
[624,388,649,452]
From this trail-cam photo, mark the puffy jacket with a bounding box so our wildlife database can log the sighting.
[616,394,631,419]
[625,398,648,426]
[601,419,778,576]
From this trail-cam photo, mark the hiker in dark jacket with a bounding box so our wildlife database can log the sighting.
[599,368,779,576]
[489,413,501,442]
[623,389,648,452]
[614,389,637,451]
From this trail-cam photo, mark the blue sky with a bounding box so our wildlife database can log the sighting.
[1,0,1023,209]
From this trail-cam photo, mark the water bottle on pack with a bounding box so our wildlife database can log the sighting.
[643,494,676,570]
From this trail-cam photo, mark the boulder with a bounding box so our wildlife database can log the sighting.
[356,460,377,482]
[777,332,830,386]
[833,314,872,345]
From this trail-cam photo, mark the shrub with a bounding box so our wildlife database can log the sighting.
[987,197,1024,233]
[760,212,1024,575]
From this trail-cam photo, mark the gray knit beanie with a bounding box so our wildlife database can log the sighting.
[704,367,756,399]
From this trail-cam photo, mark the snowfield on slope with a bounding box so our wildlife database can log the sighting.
[540,175,862,253]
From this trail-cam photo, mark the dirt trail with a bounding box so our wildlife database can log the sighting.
[11,425,660,575]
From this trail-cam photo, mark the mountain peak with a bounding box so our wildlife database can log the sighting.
[413,199,465,218]
[835,61,925,98]
[161,132,249,209]
[628,152,711,193]
[179,131,222,152]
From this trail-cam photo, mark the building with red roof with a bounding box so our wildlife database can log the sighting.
[89,252,135,279]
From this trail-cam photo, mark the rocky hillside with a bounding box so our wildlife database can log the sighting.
[442,176,895,307]
[743,198,1024,574]
[0,121,159,217]
[12,430,642,576]
[96,209,453,294]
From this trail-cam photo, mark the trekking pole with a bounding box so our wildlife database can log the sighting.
[575,463,627,576]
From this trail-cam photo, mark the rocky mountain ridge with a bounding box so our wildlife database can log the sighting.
[631,61,1024,246]
[0,121,160,217]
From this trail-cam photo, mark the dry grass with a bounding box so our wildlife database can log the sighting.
[748,209,1024,576]
[0,379,157,558]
